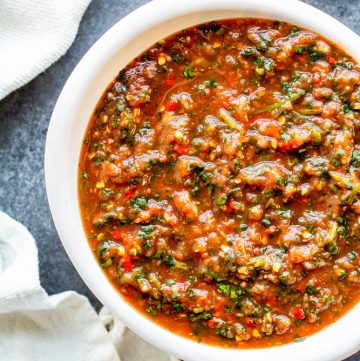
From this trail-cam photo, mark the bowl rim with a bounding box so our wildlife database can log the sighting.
[45,0,360,360]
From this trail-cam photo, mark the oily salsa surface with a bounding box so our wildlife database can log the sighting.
[79,19,360,347]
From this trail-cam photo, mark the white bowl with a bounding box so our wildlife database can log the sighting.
[45,0,360,360]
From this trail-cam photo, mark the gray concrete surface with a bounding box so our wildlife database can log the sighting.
[0,0,359,359]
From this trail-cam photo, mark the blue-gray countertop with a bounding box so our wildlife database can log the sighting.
[0,0,359,359]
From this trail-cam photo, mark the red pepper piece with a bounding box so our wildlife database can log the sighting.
[225,196,236,214]
[278,139,297,153]
[297,281,306,292]
[165,100,178,112]
[111,229,123,241]
[162,304,172,312]
[328,56,336,66]
[298,54,307,63]
[122,257,133,272]
[248,115,262,124]
[125,185,137,199]
[294,308,306,320]
[173,144,189,155]
[165,79,175,87]
[267,296,279,307]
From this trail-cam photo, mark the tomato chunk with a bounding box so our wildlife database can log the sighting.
[165,100,178,112]
[294,308,306,320]
[111,229,123,241]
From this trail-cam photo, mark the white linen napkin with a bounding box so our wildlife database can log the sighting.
[0,0,92,100]
[0,210,176,361]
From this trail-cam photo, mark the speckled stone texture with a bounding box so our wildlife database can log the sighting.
[0,0,359,358]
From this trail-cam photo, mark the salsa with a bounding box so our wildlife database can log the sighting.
[79,19,360,348]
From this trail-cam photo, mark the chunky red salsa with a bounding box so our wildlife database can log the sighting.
[79,19,360,348]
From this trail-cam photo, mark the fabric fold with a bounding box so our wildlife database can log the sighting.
[0,211,120,361]
[0,0,92,100]
[0,211,177,361]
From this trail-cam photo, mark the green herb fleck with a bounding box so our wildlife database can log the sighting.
[183,67,195,79]
[146,306,157,316]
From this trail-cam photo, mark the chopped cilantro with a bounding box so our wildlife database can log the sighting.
[325,242,339,255]
[351,151,360,168]
[173,303,185,312]
[171,53,182,63]
[146,306,157,316]
[295,45,308,54]
[309,49,324,62]
[101,258,113,268]
[93,155,105,166]
[218,283,231,296]
[160,252,176,268]
[130,196,148,211]
[338,270,347,280]
[204,79,218,88]
[138,225,153,238]
[349,251,357,260]
[261,219,272,228]
[217,194,228,206]
[239,224,248,231]
[216,327,234,339]
[217,283,247,299]
[183,67,195,78]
